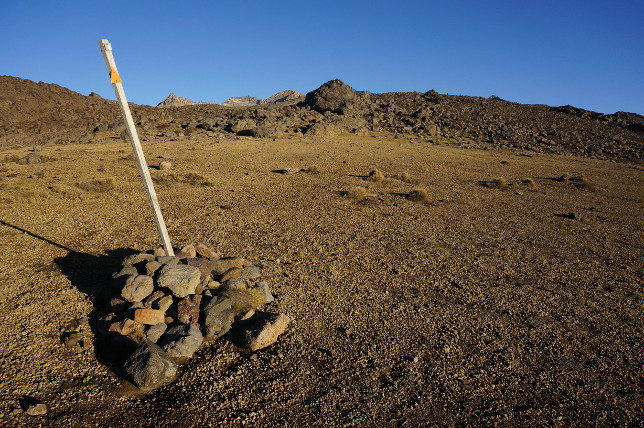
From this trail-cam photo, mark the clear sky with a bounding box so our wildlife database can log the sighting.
[1,1,642,113]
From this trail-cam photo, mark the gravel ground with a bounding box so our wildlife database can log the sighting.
[0,135,641,426]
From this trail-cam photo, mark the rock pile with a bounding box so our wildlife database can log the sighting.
[102,243,291,391]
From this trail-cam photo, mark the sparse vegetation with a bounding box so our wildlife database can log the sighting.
[522,178,537,189]
[346,186,368,202]
[571,174,597,191]
[556,173,571,182]
[481,178,509,189]
[367,168,385,182]
[153,172,213,186]
[303,165,321,174]
[390,171,416,183]
[76,178,116,192]
[407,188,431,203]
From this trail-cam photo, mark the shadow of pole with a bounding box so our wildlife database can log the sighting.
[0,219,139,377]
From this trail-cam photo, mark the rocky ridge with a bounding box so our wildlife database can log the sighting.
[0,75,641,161]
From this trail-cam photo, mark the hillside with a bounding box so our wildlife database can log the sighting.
[0,76,641,161]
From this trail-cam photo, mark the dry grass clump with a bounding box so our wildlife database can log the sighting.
[346,186,368,202]
[154,172,213,186]
[556,173,571,182]
[522,178,537,189]
[481,178,509,189]
[407,188,431,203]
[303,165,321,174]
[390,171,417,183]
[76,178,116,192]
[571,174,597,191]
[367,168,385,182]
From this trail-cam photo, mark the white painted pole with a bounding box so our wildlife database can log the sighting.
[98,39,175,256]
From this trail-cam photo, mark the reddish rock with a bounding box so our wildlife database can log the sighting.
[178,244,196,259]
[153,246,166,257]
[221,257,249,269]
[177,295,202,325]
[108,318,138,335]
[236,312,292,351]
[195,243,220,258]
[133,308,166,325]
[220,267,242,282]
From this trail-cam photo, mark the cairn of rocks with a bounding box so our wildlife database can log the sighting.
[103,243,291,391]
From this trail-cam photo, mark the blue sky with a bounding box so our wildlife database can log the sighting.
[1,1,642,113]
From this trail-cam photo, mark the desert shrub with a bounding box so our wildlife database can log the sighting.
[391,171,416,183]
[556,173,570,182]
[522,178,537,189]
[76,178,116,192]
[154,172,213,186]
[407,188,431,203]
[346,186,367,202]
[481,178,509,189]
[303,165,321,174]
[571,175,596,191]
[367,168,385,182]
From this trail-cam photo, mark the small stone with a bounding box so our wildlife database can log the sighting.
[123,340,177,391]
[177,295,202,325]
[25,152,42,165]
[241,265,261,279]
[195,243,220,258]
[146,323,167,343]
[255,281,275,303]
[185,258,219,279]
[177,244,196,259]
[223,278,247,290]
[165,317,174,324]
[143,290,166,309]
[62,332,82,348]
[159,160,173,170]
[108,319,138,335]
[157,256,180,265]
[134,308,166,325]
[207,280,221,289]
[145,261,162,276]
[122,253,156,267]
[23,400,47,416]
[121,275,154,302]
[202,296,234,339]
[235,312,292,351]
[568,212,582,220]
[157,265,201,298]
[220,267,242,282]
[153,246,166,257]
[110,296,130,313]
[156,295,173,312]
[221,257,250,269]
[160,324,203,359]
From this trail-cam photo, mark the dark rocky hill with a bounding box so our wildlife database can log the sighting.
[0,75,641,161]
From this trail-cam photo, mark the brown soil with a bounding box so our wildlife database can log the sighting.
[0,132,641,426]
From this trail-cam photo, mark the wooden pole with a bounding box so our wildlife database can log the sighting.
[98,39,174,256]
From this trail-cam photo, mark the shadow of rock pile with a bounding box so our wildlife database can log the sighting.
[97,243,291,391]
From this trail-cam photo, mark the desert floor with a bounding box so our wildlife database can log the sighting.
[0,135,641,426]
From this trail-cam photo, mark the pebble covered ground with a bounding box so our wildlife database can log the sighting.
[0,135,641,426]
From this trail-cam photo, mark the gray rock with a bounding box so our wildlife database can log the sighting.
[123,340,177,390]
[146,323,167,343]
[145,260,162,276]
[255,281,275,303]
[25,152,42,165]
[160,324,203,359]
[274,168,301,175]
[121,275,154,302]
[122,253,156,267]
[157,265,201,298]
[233,311,292,351]
[157,256,180,265]
[185,258,220,279]
[23,399,47,416]
[203,296,234,339]
[241,265,261,279]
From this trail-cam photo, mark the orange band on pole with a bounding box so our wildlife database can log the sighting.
[110,68,122,83]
